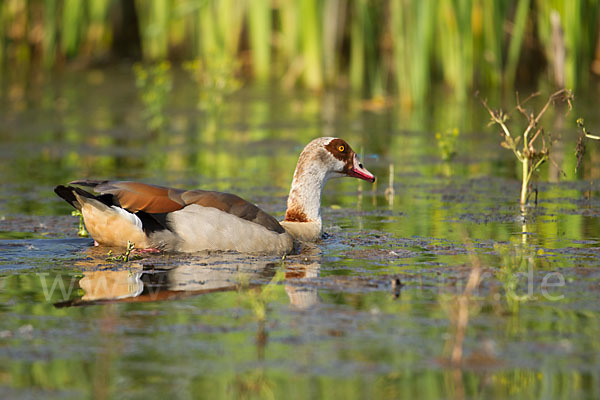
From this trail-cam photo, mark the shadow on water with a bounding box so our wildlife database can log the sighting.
[1,68,600,398]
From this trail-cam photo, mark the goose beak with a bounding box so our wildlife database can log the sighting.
[347,154,375,183]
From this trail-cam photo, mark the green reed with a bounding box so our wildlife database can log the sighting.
[42,0,57,67]
[1,1,599,103]
[61,0,85,57]
[351,0,385,96]
[505,0,531,86]
[390,0,435,106]
[298,0,323,89]
[136,0,169,60]
[536,0,599,88]
[248,0,271,81]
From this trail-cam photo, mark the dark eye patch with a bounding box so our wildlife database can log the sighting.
[324,138,355,172]
[325,138,352,161]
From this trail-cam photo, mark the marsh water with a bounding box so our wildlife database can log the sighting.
[1,67,600,399]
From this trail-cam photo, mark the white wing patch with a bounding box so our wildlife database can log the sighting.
[164,204,293,254]
[111,205,143,230]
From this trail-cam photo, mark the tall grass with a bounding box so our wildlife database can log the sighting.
[42,0,58,67]
[247,0,271,81]
[136,0,169,60]
[299,0,323,89]
[0,0,599,103]
[390,0,435,106]
[536,0,599,88]
[61,0,84,57]
[505,0,531,86]
[436,0,472,100]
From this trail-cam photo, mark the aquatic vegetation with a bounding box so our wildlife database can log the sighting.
[482,89,573,208]
[70,210,88,237]
[105,241,138,263]
[435,128,460,162]
[133,61,173,133]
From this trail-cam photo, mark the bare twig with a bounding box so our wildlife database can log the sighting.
[577,118,600,140]
[514,91,540,112]
[528,128,543,150]
[481,99,511,137]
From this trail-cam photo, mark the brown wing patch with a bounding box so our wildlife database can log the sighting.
[181,190,244,214]
[182,190,285,234]
[81,181,186,213]
[70,180,285,234]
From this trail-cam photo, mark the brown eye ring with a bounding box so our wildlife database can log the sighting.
[338,145,345,152]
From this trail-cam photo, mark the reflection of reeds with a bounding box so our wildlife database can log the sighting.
[442,238,482,366]
[133,61,173,132]
[450,261,481,365]
[494,239,537,312]
[2,1,599,101]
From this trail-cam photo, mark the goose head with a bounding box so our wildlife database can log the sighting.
[282,137,375,240]
[321,138,376,183]
[292,137,375,184]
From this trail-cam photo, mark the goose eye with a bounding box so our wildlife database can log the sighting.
[338,145,345,152]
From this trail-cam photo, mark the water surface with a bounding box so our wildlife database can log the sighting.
[1,69,600,399]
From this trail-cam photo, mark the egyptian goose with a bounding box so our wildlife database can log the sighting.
[54,137,375,255]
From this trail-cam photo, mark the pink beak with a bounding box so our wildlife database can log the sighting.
[347,154,375,183]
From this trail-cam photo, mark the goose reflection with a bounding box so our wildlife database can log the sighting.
[55,250,321,308]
